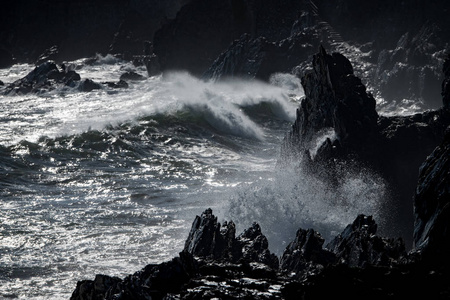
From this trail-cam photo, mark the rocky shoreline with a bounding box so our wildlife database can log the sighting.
[70,47,450,299]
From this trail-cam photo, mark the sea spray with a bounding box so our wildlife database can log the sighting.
[223,159,389,255]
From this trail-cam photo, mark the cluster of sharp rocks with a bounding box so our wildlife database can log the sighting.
[69,46,450,299]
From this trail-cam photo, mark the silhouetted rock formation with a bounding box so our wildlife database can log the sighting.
[153,0,306,76]
[413,127,450,262]
[281,47,450,246]
[70,209,416,300]
[3,61,81,95]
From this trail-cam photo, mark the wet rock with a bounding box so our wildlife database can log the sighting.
[104,80,129,89]
[281,46,378,163]
[119,71,146,82]
[281,47,450,246]
[203,33,316,81]
[78,79,102,92]
[326,215,406,267]
[184,208,278,268]
[280,228,335,278]
[153,0,305,76]
[442,52,450,109]
[373,24,446,109]
[70,274,121,300]
[3,61,82,95]
[35,45,60,66]
[413,127,450,263]
[144,54,161,77]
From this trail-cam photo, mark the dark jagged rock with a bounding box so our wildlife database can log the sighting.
[203,33,316,81]
[144,54,161,77]
[153,0,305,76]
[3,61,82,95]
[280,228,335,278]
[184,208,278,268]
[281,47,450,246]
[326,215,406,267]
[71,209,419,300]
[413,127,450,263]
[119,71,146,82]
[373,25,446,109]
[35,45,60,66]
[108,0,189,61]
[70,275,122,300]
[443,52,450,109]
[281,46,378,163]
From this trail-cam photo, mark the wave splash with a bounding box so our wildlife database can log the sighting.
[223,159,389,255]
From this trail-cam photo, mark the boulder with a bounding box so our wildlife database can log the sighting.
[119,71,146,82]
[78,79,102,92]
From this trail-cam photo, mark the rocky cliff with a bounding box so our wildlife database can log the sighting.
[280,47,450,246]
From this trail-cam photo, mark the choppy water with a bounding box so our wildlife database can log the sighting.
[0,56,392,299]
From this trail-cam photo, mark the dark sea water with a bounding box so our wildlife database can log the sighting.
[0,56,397,299]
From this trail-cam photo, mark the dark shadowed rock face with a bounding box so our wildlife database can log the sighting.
[280,228,335,278]
[280,47,450,247]
[442,53,450,109]
[413,127,450,262]
[326,215,406,267]
[184,208,279,268]
[281,46,378,163]
[203,32,317,81]
[3,61,81,95]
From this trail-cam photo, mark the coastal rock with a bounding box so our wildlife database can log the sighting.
[373,25,446,109]
[153,0,305,76]
[184,208,278,268]
[78,79,102,92]
[326,215,406,267]
[119,71,146,82]
[144,54,161,77]
[3,61,82,95]
[281,47,450,245]
[203,33,316,81]
[442,52,450,109]
[281,46,378,163]
[413,127,450,262]
[280,228,335,278]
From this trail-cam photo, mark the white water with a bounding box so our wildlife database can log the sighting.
[0,57,395,299]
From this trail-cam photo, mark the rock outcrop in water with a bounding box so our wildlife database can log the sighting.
[2,61,81,95]
[1,61,133,95]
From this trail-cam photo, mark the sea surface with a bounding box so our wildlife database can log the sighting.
[0,55,406,299]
